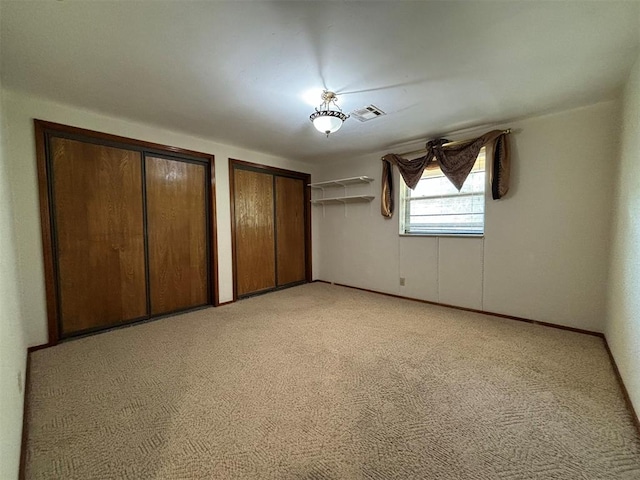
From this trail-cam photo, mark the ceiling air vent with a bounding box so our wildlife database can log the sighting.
[350,105,386,122]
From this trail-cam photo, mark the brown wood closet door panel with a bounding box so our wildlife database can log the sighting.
[146,156,208,315]
[275,176,306,286]
[51,137,147,335]
[234,169,276,296]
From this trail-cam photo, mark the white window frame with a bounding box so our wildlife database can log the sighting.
[399,148,486,237]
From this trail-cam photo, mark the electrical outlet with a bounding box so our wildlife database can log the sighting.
[17,371,23,394]
[399,277,406,286]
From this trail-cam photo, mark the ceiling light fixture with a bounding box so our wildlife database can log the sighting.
[309,90,349,137]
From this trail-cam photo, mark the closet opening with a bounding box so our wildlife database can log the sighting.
[229,159,311,300]
[35,120,219,345]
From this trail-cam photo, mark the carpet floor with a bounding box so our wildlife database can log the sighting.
[25,283,640,479]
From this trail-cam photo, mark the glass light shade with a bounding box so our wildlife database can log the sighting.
[312,113,344,134]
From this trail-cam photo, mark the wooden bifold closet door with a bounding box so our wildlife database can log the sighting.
[51,138,147,335]
[233,169,276,296]
[36,121,217,343]
[231,160,310,299]
[275,176,306,286]
[146,156,208,315]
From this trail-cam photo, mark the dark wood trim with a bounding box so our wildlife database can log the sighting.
[34,121,60,346]
[209,156,220,307]
[19,351,32,480]
[33,119,220,345]
[218,300,235,307]
[229,160,238,302]
[275,279,307,290]
[272,174,279,287]
[228,158,312,301]
[33,120,213,160]
[602,339,640,435]
[26,344,54,353]
[60,314,152,340]
[236,283,278,300]
[229,158,310,180]
[236,280,307,301]
[318,280,603,338]
[25,304,214,354]
[63,304,214,343]
[141,155,152,317]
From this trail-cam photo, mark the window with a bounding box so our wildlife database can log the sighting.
[400,147,485,236]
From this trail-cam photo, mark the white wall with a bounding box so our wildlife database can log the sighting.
[0,100,26,480]
[606,54,640,415]
[2,89,318,348]
[0,17,28,479]
[316,101,619,332]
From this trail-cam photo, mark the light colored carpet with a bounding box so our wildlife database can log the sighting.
[26,283,640,479]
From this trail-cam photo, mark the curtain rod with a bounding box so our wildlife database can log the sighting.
[397,128,512,157]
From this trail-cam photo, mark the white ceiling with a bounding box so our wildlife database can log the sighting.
[1,1,638,163]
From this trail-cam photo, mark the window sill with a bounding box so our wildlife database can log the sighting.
[399,233,484,238]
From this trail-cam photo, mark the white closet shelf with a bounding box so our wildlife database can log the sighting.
[308,176,374,189]
[311,195,375,205]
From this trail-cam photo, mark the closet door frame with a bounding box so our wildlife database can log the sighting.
[35,120,219,346]
[229,158,312,301]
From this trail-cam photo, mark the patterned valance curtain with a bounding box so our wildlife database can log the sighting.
[380,129,511,218]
